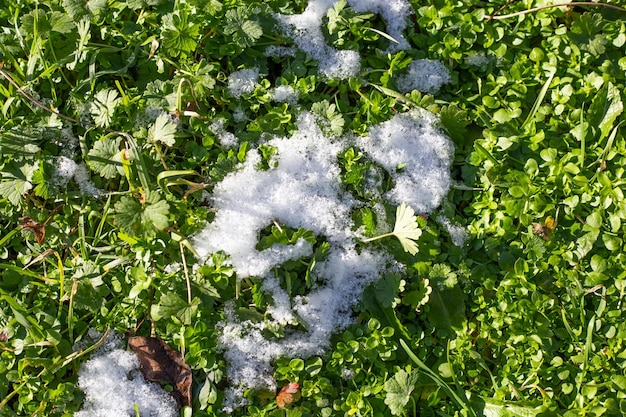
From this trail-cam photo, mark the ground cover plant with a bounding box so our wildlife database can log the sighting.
[1,0,626,416]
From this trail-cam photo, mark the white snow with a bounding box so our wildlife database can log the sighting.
[275,0,412,79]
[227,68,260,98]
[54,156,102,197]
[209,118,238,148]
[193,107,454,410]
[395,59,452,94]
[271,85,299,105]
[357,108,454,214]
[436,215,468,247]
[75,332,178,417]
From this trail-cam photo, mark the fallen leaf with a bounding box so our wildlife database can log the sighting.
[128,336,192,408]
[19,216,45,245]
[0,331,8,342]
[532,216,556,241]
[276,382,301,408]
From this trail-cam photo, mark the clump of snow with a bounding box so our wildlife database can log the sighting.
[357,108,454,214]
[436,215,468,247]
[209,118,238,148]
[233,106,247,123]
[348,0,412,50]
[193,107,454,411]
[271,85,299,105]
[227,68,260,98]
[75,332,178,417]
[54,156,102,197]
[265,45,297,58]
[465,51,491,70]
[275,0,412,79]
[395,59,452,94]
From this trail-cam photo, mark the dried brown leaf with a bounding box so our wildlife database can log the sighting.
[0,331,8,342]
[19,216,45,245]
[128,336,192,408]
[276,382,301,408]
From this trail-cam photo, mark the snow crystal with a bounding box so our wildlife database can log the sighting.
[395,59,452,94]
[275,0,412,79]
[271,85,299,105]
[193,107,454,410]
[227,68,260,98]
[75,333,178,417]
[209,118,238,147]
[436,215,468,247]
[54,156,102,197]
[357,108,454,214]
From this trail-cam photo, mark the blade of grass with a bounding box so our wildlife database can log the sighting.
[521,71,555,131]
[400,339,478,417]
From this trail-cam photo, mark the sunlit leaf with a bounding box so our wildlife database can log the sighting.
[384,369,419,416]
[148,113,178,147]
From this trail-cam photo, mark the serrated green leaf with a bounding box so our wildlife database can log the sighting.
[151,292,200,325]
[0,162,37,206]
[88,136,124,178]
[392,202,422,255]
[161,11,199,57]
[224,7,263,48]
[375,273,404,308]
[90,89,119,128]
[148,113,177,147]
[311,100,345,136]
[112,192,170,237]
[384,369,419,416]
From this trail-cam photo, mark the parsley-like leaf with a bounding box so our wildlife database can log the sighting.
[87,136,124,178]
[223,7,263,48]
[311,100,345,137]
[0,162,37,206]
[384,369,419,416]
[113,192,170,238]
[161,11,200,58]
[148,113,177,147]
[363,202,422,255]
[90,89,119,128]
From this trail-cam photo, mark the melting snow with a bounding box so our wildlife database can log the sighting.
[228,68,260,98]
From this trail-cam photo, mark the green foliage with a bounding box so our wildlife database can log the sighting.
[1,0,626,416]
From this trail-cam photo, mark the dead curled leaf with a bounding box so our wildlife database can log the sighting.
[0,331,8,342]
[276,382,301,409]
[19,216,45,245]
[128,336,192,408]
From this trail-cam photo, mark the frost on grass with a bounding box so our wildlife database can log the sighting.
[75,332,178,417]
[227,68,260,98]
[395,59,452,94]
[193,108,454,411]
[275,0,412,79]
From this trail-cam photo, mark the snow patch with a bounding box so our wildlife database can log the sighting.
[209,118,238,148]
[275,0,412,79]
[193,107,454,410]
[395,59,452,94]
[228,68,260,98]
[271,85,299,105]
[75,332,178,417]
[54,156,102,197]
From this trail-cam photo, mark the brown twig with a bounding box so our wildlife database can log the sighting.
[488,1,626,20]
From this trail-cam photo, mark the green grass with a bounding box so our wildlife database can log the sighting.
[1,0,626,416]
